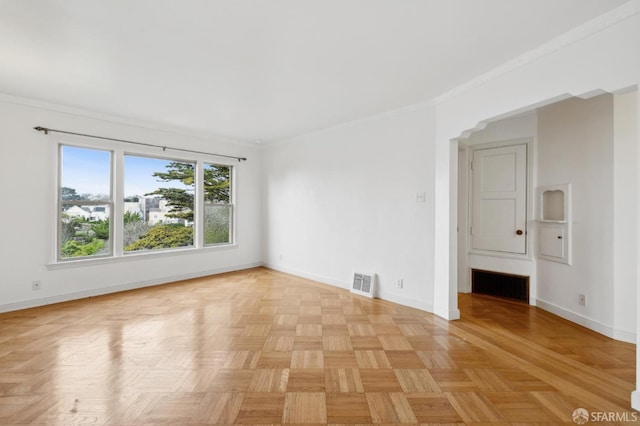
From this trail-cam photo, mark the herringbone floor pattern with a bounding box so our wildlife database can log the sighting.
[0,267,635,425]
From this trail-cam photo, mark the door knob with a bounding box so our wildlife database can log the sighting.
[516,229,523,235]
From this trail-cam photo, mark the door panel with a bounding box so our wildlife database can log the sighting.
[471,144,527,254]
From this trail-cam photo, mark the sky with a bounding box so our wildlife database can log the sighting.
[61,146,193,198]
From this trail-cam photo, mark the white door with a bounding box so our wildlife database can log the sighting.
[471,144,527,254]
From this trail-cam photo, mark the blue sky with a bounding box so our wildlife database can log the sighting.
[61,146,193,198]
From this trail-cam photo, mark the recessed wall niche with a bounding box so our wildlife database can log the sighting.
[542,190,565,221]
[537,184,571,265]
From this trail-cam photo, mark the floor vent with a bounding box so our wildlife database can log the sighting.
[472,269,529,303]
[351,272,375,298]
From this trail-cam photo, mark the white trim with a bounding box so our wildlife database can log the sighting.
[270,100,435,146]
[432,304,461,321]
[614,328,637,344]
[265,263,434,313]
[0,263,262,314]
[46,242,238,270]
[374,288,433,313]
[435,1,640,104]
[536,298,635,343]
[632,390,640,411]
[264,263,348,290]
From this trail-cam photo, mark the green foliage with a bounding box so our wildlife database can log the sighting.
[204,165,230,203]
[124,211,143,224]
[204,205,230,245]
[204,226,229,245]
[144,162,230,222]
[61,239,105,258]
[145,162,195,220]
[61,187,85,201]
[125,225,193,251]
[59,207,109,258]
[90,219,110,240]
[146,187,193,220]
[60,214,84,244]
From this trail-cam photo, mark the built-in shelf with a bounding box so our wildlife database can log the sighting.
[541,189,565,221]
[537,184,571,265]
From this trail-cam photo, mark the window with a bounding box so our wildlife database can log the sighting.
[59,145,113,260]
[204,163,233,245]
[55,141,235,263]
[123,155,195,252]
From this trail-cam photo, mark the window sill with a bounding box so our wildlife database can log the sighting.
[46,243,237,270]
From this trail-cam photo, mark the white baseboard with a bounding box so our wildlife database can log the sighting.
[536,298,636,343]
[264,263,349,290]
[265,263,433,313]
[432,305,461,321]
[0,262,262,314]
[376,288,433,313]
[632,390,640,411]
[613,328,637,344]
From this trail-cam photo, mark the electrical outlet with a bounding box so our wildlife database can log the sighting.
[579,293,586,306]
[32,280,42,291]
[397,279,403,289]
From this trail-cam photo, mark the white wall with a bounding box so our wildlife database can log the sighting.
[0,98,263,312]
[614,91,638,342]
[536,94,615,336]
[263,106,436,311]
[457,114,538,299]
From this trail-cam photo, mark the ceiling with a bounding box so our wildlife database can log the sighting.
[0,0,628,143]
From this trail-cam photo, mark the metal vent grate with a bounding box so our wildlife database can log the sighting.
[351,272,375,298]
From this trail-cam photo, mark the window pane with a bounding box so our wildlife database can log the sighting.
[204,163,231,203]
[61,146,111,201]
[59,204,111,258]
[59,146,112,259]
[204,163,232,246]
[204,204,232,244]
[124,155,195,252]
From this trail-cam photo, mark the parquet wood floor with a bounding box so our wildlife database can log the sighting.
[0,267,635,425]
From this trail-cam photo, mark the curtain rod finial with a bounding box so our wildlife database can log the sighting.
[34,126,48,135]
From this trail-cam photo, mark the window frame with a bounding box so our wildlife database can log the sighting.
[203,161,234,247]
[50,133,237,266]
[57,143,114,262]
[122,152,198,254]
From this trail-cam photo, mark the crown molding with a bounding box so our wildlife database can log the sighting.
[269,98,436,147]
[0,92,259,148]
[435,0,640,104]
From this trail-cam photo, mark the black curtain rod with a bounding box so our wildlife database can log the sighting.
[33,126,247,162]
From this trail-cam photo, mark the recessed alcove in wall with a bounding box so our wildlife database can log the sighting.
[537,184,571,264]
[542,190,564,221]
